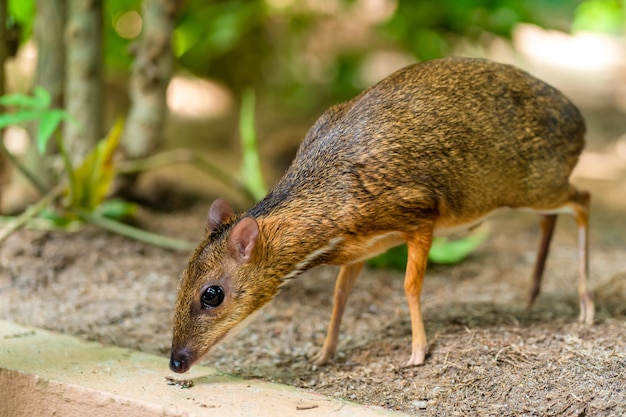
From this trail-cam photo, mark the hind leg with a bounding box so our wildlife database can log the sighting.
[569,189,594,324]
[528,214,558,307]
[531,186,593,324]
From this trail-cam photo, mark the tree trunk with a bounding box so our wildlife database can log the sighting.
[122,0,179,159]
[0,0,8,201]
[64,0,103,165]
[24,0,67,189]
[0,0,6,98]
[35,0,66,110]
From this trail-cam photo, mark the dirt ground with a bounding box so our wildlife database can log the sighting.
[1,98,626,415]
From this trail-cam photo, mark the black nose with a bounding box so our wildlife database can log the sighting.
[169,350,190,373]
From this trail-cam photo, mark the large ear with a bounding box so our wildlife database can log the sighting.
[228,217,259,264]
[207,199,234,234]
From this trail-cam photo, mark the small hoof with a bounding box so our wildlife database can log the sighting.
[578,296,595,326]
[310,350,331,366]
[404,349,427,367]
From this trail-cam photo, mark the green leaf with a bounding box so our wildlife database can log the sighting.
[37,208,79,227]
[37,109,67,154]
[0,88,49,109]
[573,0,624,35]
[367,244,408,271]
[32,86,52,109]
[95,199,138,221]
[0,110,44,129]
[66,119,124,211]
[8,0,35,26]
[428,233,488,265]
[239,88,267,201]
[38,207,67,222]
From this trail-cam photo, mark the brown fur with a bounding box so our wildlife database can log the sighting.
[170,57,591,373]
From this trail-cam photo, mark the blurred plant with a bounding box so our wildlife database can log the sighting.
[239,88,267,201]
[0,86,71,192]
[380,0,540,60]
[8,0,590,110]
[0,85,268,246]
[0,88,192,249]
[116,87,267,203]
[573,0,624,35]
[7,0,34,44]
[162,0,570,114]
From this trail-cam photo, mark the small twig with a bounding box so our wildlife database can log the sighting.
[296,405,319,411]
[74,208,195,251]
[0,134,47,194]
[493,345,511,363]
[116,148,193,173]
[569,393,584,402]
[0,184,64,244]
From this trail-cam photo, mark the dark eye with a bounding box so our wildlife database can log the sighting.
[201,286,225,309]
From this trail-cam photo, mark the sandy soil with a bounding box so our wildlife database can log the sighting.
[1,200,625,415]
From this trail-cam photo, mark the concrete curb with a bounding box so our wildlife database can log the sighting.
[0,320,405,417]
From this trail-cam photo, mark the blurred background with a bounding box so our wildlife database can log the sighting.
[0,0,625,219]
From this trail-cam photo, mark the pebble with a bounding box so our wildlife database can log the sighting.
[413,400,428,409]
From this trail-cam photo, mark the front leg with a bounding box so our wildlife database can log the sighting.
[404,227,434,366]
[311,262,364,365]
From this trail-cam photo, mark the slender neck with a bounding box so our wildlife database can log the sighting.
[245,169,350,283]
[250,206,344,285]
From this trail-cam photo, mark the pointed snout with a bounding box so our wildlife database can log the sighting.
[169,348,192,373]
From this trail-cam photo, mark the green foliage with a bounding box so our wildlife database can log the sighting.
[104,0,143,69]
[428,233,489,265]
[0,87,75,154]
[64,118,135,218]
[573,0,624,35]
[239,88,267,201]
[367,244,408,271]
[7,0,34,43]
[6,0,585,111]
[36,207,82,230]
[94,198,138,220]
[0,86,252,249]
[0,88,137,221]
[0,90,141,244]
[380,0,540,60]
[174,1,264,71]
